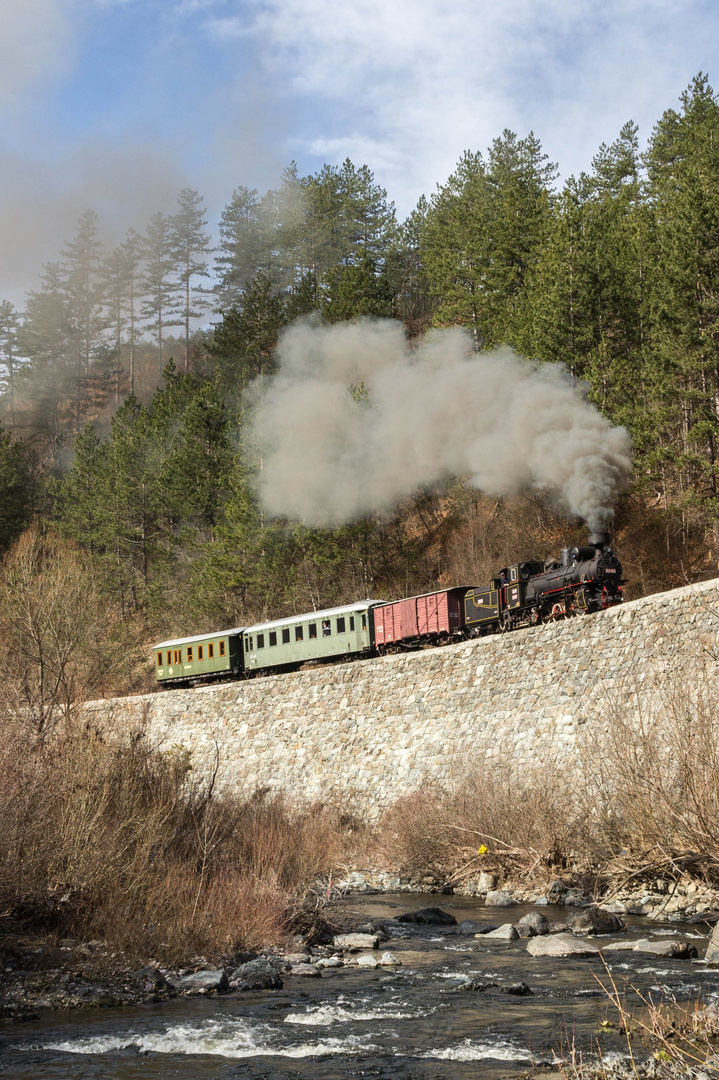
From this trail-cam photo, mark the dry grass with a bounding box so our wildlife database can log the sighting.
[378,754,585,888]
[552,958,719,1079]
[379,661,719,895]
[0,714,354,962]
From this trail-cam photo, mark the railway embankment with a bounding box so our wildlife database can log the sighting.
[89,576,719,811]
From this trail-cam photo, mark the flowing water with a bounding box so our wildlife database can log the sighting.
[2,892,717,1079]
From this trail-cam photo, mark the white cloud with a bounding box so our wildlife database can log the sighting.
[224,0,719,211]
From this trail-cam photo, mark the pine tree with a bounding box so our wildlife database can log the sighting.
[645,74,719,501]
[215,187,268,308]
[320,256,393,322]
[171,189,212,373]
[140,211,178,364]
[210,272,286,402]
[102,230,143,401]
[60,210,107,429]
[0,301,22,426]
[17,262,75,458]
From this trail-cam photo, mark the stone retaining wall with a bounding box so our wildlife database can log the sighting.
[89,579,719,811]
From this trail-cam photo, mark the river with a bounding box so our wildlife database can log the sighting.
[2,892,716,1079]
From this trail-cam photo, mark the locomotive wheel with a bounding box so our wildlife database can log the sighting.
[550,603,566,620]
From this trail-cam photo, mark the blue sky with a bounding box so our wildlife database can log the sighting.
[2,0,719,298]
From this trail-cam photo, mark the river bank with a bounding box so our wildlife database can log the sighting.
[2,870,717,1021]
[2,890,718,1080]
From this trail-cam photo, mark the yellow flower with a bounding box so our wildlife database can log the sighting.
[478,844,488,855]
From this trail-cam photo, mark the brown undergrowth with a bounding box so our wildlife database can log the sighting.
[377,661,719,896]
[0,714,359,963]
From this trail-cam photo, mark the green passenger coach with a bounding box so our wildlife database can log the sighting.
[243,602,379,673]
[154,628,245,686]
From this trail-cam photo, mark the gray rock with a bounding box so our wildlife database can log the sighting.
[395,907,457,925]
[473,923,499,935]
[315,955,343,968]
[526,933,600,957]
[518,912,550,936]
[229,957,283,990]
[290,963,322,976]
[333,932,380,950]
[563,889,586,906]
[517,924,536,938]
[546,880,567,902]
[355,922,388,938]
[355,954,379,968]
[482,923,519,941]
[484,890,516,908]
[635,940,698,959]
[707,919,719,963]
[378,951,401,965]
[174,969,228,992]
[446,976,497,991]
[503,982,533,995]
[602,939,643,952]
[534,897,549,906]
[457,919,480,934]
[283,952,310,964]
[565,906,625,935]
[477,872,496,893]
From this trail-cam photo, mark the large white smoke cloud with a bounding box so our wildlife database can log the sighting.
[251,318,633,530]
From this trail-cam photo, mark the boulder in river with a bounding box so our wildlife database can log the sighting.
[634,940,698,959]
[334,932,381,950]
[378,952,401,965]
[457,919,480,934]
[526,933,600,957]
[565,906,625,935]
[395,907,457,925]
[481,923,519,941]
[229,958,283,990]
[290,963,322,977]
[518,912,550,936]
[174,969,228,992]
[484,890,516,907]
[503,982,533,995]
[355,954,379,968]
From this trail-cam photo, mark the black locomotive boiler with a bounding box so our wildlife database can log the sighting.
[464,531,624,634]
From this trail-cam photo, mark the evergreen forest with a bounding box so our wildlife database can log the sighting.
[1,75,719,693]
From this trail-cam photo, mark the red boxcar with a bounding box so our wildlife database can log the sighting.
[372,587,470,647]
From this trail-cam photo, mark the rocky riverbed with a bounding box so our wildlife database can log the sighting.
[2,886,719,1079]
[1,874,717,1019]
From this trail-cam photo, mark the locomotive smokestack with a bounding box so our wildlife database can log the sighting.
[587,531,610,554]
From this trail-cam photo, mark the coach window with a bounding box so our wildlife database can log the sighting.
[174,649,181,664]
[322,619,331,636]
[257,633,265,648]
[208,642,214,658]
[309,623,317,639]
[198,645,203,660]
[157,652,162,667]
[167,651,172,665]
[219,640,225,656]
[187,647,193,662]
[349,616,355,631]
[295,625,303,641]
[361,613,367,630]
[336,617,346,633]
[282,628,290,644]
[246,636,253,650]
[269,631,277,646]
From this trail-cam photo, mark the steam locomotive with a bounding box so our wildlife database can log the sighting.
[153,532,624,686]
[464,531,624,635]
